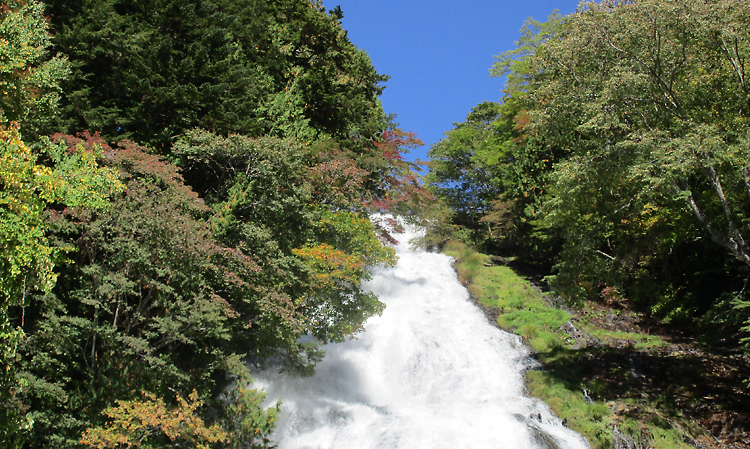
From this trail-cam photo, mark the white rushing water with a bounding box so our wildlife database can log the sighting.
[253,225,589,449]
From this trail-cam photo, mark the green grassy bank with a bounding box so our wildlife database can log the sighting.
[443,240,740,449]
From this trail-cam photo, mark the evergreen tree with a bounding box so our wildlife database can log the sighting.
[43,0,388,152]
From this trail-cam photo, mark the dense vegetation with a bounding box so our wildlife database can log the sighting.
[0,1,427,447]
[6,0,749,446]
[426,0,750,351]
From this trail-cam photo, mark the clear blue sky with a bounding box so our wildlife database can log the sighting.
[334,0,582,164]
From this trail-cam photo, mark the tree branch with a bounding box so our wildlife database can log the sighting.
[721,35,747,93]
[741,167,750,203]
[677,178,750,267]
[705,165,750,262]
[597,23,685,119]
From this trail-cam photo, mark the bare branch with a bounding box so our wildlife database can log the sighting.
[677,177,750,267]
[706,165,750,259]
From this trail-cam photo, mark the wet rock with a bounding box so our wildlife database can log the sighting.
[527,425,564,449]
[611,424,644,449]
[582,389,594,404]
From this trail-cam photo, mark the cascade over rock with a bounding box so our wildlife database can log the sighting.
[253,224,589,449]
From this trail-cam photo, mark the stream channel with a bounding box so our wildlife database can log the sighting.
[252,224,590,449]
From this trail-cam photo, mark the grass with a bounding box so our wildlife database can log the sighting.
[444,240,706,449]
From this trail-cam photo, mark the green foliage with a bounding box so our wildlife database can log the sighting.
[426,72,564,258]
[43,0,388,151]
[426,102,507,215]
[173,129,398,356]
[11,133,302,448]
[0,127,121,447]
[451,244,698,448]
[0,127,119,313]
[0,0,114,318]
[1,0,414,446]
[522,0,750,307]
[0,0,69,138]
[220,381,279,449]
[431,0,750,349]
[177,129,396,354]
[407,199,458,250]
[292,209,396,343]
[489,10,566,94]
[15,135,238,445]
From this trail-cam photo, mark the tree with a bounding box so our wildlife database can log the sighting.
[1,3,122,444]
[0,125,122,447]
[368,129,431,215]
[17,127,405,446]
[427,102,506,218]
[17,133,282,447]
[425,13,570,254]
[1,1,433,444]
[0,0,69,138]
[425,95,562,255]
[173,129,397,366]
[43,0,388,152]
[516,0,750,308]
[431,0,750,343]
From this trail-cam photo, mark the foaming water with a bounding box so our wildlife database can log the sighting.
[253,225,589,449]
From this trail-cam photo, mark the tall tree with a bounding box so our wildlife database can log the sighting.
[522,0,750,306]
[427,102,507,218]
[425,13,569,254]
[0,3,122,445]
[43,0,388,152]
[0,0,69,138]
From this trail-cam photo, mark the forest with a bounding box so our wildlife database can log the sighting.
[427,0,750,354]
[0,0,428,447]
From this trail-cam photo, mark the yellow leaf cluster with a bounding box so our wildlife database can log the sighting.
[80,390,227,449]
[292,243,364,289]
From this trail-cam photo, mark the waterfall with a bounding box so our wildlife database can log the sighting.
[252,225,590,449]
